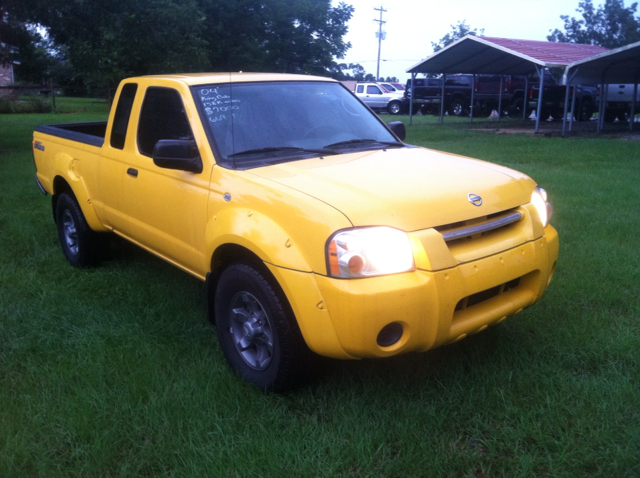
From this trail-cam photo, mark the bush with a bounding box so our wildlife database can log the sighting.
[0,94,51,113]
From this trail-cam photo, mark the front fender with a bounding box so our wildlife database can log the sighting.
[206,207,312,272]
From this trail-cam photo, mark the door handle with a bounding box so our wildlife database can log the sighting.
[127,168,138,177]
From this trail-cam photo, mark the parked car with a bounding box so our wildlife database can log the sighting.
[379,82,404,96]
[603,83,640,122]
[528,70,597,121]
[472,74,528,117]
[404,76,472,116]
[354,82,404,115]
[32,72,558,392]
[405,72,597,121]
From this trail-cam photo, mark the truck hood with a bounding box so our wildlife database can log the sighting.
[250,147,536,231]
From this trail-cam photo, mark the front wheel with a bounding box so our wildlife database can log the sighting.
[55,192,106,267]
[214,262,312,392]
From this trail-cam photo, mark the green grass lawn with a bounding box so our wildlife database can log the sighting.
[1,106,639,477]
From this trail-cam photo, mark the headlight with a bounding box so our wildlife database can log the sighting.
[327,227,415,278]
[531,186,553,227]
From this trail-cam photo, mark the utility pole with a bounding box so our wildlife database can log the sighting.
[374,6,386,81]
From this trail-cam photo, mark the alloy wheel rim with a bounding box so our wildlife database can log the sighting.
[228,292,274,370]
[62,210,79,255]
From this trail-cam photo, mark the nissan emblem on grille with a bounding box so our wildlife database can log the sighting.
[468,193,482,206]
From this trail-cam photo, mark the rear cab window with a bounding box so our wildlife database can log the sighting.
[110,83,138,149]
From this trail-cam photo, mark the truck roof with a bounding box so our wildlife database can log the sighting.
[132,72,336,85]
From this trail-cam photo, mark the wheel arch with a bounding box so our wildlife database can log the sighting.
[204,207,315,324]
[205,241,352,359]
[201,186,357,360]
[50,173,106,232]
[51,175,73,223]
[207,243,277,324]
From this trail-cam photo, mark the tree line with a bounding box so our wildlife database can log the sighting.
[1,0,368,90]
[2,0,640,92]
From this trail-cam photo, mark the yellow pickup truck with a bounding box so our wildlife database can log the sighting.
[33,73,558,391]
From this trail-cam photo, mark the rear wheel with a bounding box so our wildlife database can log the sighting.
[448,97,468,117]
[387,100,402,115]
[538,107,551,121]
[214,262,312,392]
[577,99,594,122]
[55,192,106,267]
[507,98,526,118]
[603,109,619,122]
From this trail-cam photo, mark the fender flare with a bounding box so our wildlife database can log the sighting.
[205,208,355,358]
[206,207,313,273]
[50,152,107,232]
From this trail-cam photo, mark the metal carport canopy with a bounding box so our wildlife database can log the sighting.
[564,40,640,132]
[405,35,608,132]
[565,40,640,84]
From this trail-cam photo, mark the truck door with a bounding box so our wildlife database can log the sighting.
[365,84,386,108]
[99,82,138,227]
[107,86,210,277]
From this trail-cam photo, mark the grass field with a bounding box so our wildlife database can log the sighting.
[1,100,639,477]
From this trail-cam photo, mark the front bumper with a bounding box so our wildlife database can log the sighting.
[272,224,558,360]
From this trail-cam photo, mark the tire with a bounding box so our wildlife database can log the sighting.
[603,109,618,122]
[448,97,468,117]
[420,104,435,115]
[214,262,312,392]
[577,99,594,122]
[538,107,551,121]
[507,98,525,118]
[473,101,490,118]
[387,100,402,115]
[55,192,106,267]
[615,109,629,122]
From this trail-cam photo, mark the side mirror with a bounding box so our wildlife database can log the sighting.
[153,139,203,174]
[387,121,406,141]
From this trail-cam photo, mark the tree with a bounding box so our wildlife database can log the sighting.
[547,0,640,48]
[4,0,355,89]
[197,0,354,75]
[329,62,367,81]
[12,26,54,84]
[0,7,32,68]
[4,0,211,89]
[431,20,484,53]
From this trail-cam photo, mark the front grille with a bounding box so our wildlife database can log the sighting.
[455,277,521,312]
[436,209,522,244]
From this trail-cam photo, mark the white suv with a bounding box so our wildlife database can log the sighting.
[354,83,404,115]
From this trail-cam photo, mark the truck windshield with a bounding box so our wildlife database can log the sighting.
[192,81,401,169]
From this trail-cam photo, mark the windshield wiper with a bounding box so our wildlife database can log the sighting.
[229,146,336,158]
[323,139,404,149]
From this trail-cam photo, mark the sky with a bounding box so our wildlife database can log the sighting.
[332,0,589,81]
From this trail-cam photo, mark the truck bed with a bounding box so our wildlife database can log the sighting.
[34,122,107,148]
